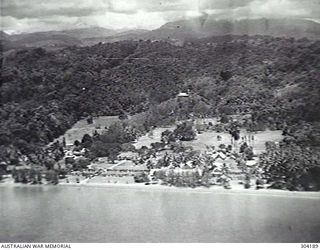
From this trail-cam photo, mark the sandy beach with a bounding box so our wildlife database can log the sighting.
[2,180,320,199]
[59,182,320,199]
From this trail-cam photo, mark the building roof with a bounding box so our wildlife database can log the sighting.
[111,160,148,171]
[212,152,227,160]
[213,162,224,167]
[246,160,258,166]
[177,92,189,97]
[0,161,7,167]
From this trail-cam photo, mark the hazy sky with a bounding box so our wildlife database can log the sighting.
[1,0,320,33]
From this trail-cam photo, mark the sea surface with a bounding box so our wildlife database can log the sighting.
[0,186,320,243]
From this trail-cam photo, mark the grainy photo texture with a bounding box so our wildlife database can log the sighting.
[0,0,320,244]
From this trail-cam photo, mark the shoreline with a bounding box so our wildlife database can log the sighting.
[1,181,320,199]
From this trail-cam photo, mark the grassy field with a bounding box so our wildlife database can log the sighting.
[54,116,120,145]
[53,113,146,146]
[55,115,283,155]
[133,126,283,155]
[184,129,283,154]
[133,127,175,149]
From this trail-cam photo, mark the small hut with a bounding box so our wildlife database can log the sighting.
[177,92,189,98]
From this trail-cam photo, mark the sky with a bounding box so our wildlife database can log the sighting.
[1,0,320,34]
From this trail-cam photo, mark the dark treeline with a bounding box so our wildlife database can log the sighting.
[1,35,320,166]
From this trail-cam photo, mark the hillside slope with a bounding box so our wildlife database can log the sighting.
[0,35,320,162]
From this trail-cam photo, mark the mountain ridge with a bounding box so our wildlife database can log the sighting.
[144,18,320,41]
[1,18,319,51]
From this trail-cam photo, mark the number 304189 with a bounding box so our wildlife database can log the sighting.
[301,244,319,248]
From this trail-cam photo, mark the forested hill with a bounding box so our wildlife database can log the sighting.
[1,35,320,161]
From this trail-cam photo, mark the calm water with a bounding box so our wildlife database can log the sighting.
[0,186,320,243]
